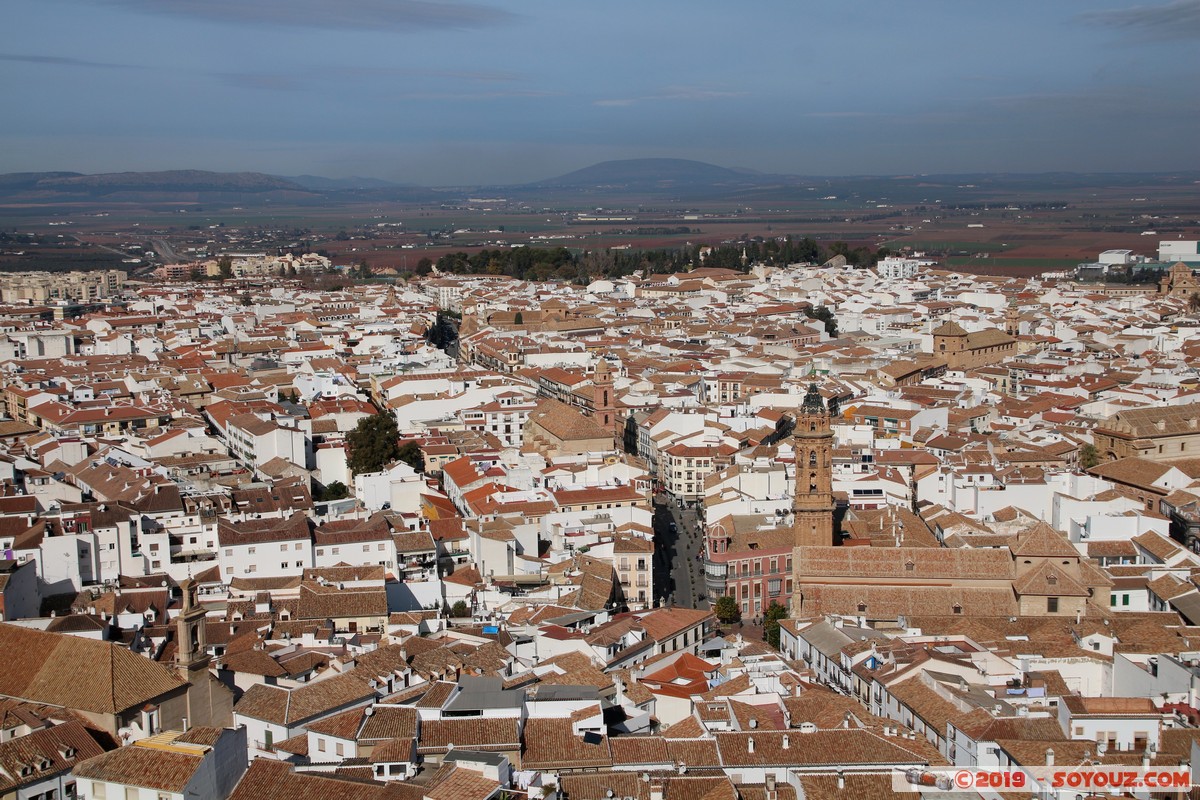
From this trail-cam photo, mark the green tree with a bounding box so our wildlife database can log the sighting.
[450,600,470,618]
[346,413,402,475]
[425,311,459,351]
[763,602,788,650]
[316,481,349,501]
[513,312,524,325]
[239,291,252,307]
[807,305,838,337]
[415,257,434,276]
[1079,443,1100,469]
[714,595,741,624]
[217,256,233,280]
[397,441,425,473]
[1189,292,1200,313]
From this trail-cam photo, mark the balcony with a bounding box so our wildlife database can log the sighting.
[703,559,728,595]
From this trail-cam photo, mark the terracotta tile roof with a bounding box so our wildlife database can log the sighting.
[795,545,1015,581]
[234,673,375,726]
[1011,521,1082,558]
[0,623,186,715]
[0,721,105,794]
[229,759,423,800]
[522,717,612,770]
[73,740,205,793]
[358,706,418,741]
[1012,561,1091,598]
[366,736,415,764]
[714,729,938,767]
[425,764,501,800]
[608,735,672,767]
[528,398,613,443]
[662,716,706,739]
[796,774,894,800]
[416,717,520,756]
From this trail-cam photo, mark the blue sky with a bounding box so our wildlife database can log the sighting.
[3,0,1199,184]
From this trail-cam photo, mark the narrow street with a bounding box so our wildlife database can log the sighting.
[652,495,706,609]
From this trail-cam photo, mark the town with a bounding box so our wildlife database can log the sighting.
[2,237,1200,799]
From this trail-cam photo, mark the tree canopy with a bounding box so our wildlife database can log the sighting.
[714,595,741,624]
[346,413,402,475]
[429,235,866,283]
[763,602,788,650]
[397,441,425,473]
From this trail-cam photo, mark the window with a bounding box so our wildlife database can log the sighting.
[280,544,287,551]
[295,542,303,550]
[1047,597,1059,613]
[93,786,106,800]
[317,738,325,752]
[225,548,232,556]
[332,548,340,555]
[248,547,256,555]
[336,742,345,756]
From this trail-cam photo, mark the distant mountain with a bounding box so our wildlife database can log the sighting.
[285,174,405,191]
[529,158,779,190]
[0,171,85,191]
[32,170,306,194]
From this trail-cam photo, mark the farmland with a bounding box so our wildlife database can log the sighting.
[0,170,1197,279]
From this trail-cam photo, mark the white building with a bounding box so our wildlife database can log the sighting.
[216,514,312,580]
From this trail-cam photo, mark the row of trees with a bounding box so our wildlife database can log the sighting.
[431,236,889,283]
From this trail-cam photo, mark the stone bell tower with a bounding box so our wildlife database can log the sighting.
[792,383,835,551]
[791,384,836,618]
[174,578,232,728]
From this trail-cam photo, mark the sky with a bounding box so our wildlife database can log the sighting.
[3,0,1199,185]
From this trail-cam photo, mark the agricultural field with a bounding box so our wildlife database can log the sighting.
[0,172,1197,279]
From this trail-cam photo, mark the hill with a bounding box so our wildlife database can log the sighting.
[32,170,306,194]
[529,158,775,190]
[285,174,405,191]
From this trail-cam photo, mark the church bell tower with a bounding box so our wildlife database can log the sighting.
[792,384,836,618]
[792,384,835,551]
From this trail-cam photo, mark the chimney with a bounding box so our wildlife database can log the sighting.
[747,736,755,754]
[1143,749,1151,769]
[837,772,845,790]
[782,734,790,750]
[649,779,664,800]
[765,774,776,792]
[1045,747,1055,767]
[749,717,757,729]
